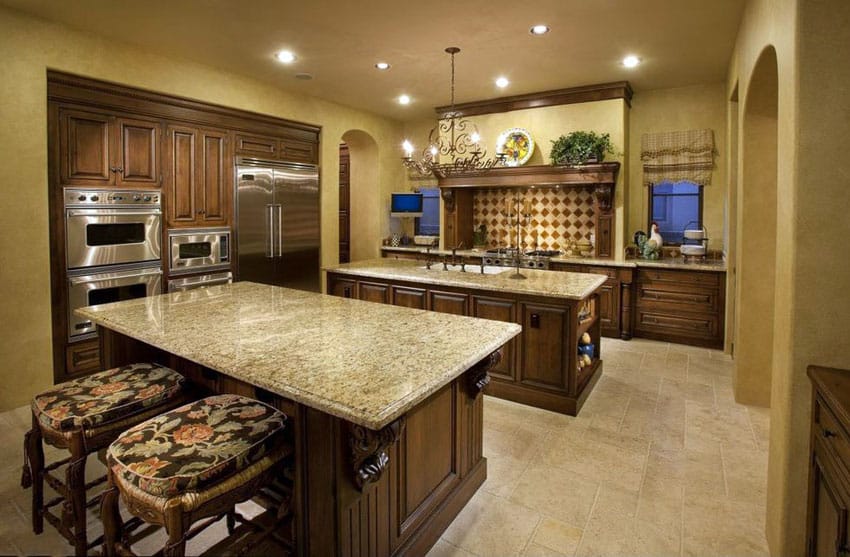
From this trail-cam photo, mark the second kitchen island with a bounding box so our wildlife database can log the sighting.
[78,282,520,556]
[326,259,608,416]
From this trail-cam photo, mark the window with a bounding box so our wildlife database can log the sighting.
[415,187,440,236]
[648,181,702,244]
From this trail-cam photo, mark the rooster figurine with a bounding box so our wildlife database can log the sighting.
[637,222,662,260]
[649,222,664,249]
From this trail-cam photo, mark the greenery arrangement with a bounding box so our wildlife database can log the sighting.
[549,131,615,166]
[473,224,488,247]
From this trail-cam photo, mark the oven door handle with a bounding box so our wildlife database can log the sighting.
[66,209,162,217]
[68,266,162,285]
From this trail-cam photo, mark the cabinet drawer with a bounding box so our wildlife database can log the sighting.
[280,137,318,164]
[585,266,618,280]
[66,340,100,376]
[638,268,721,287]
[549,262,583,273]
[234,134,278,157]
[636,284,719,313]
[635,310,719,339]
[815,397,850,473]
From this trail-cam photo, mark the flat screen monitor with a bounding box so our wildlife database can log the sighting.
[390,192,423,217]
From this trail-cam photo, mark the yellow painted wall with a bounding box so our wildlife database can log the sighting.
[627,83,728,251]
[0,7,404,411]
[727,0,850,554]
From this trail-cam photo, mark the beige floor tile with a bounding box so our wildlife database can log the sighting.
[443,490,540,557]
[426,538,478,557]
[600,349,645,370]
[484,425,547,461]
[509,465,599,528]
[523,542,571,556]
[577,513,680,557]
[686,400,758,450]
[532,517,583,556]
[537,434,648,492]
[481,453,532,499]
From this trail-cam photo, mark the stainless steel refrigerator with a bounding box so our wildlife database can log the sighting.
[235,158,320,292]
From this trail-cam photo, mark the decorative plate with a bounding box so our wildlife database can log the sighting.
[498,127,535,167]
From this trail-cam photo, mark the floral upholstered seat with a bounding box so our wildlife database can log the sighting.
[107,394,287,498]
[32,363,186,433]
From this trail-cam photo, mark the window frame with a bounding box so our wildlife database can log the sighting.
[646,181,704,246]
[414,187,441,237]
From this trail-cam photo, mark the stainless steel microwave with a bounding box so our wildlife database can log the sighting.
[169,228,231,275]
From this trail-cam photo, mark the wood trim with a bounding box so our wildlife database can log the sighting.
[47,71,320,141]
[435,81,634,118]
[436,162,619,188]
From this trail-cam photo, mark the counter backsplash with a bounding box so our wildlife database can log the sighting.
[472,187,595,251]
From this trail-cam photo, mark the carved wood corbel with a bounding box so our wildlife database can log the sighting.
[348,418,405,491]
[440,188,455,213]
[593,184,613,212]
[465,349,502,398]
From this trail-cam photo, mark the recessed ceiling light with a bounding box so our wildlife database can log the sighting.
[375,62,391,70]
[529,24,550,35]
[622,55,640,68]
[495,76,510,88]
[398,94,411,105]
[275,50,297,64]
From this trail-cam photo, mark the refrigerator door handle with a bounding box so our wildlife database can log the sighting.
[276,204,283,258]
[266,204,275,258]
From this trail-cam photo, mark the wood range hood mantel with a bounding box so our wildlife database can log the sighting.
[438,163,619,258]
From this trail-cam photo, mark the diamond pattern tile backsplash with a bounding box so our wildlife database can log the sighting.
[473,187,595,251]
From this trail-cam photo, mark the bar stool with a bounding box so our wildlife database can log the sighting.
[21,362,188,556]
[101,394,294,557]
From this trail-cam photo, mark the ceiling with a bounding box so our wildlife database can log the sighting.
[2,0,745,121]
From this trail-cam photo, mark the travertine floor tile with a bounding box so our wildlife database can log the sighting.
[443,490,540,556]
[531,517,583,556]
[426,538,477,557]
[509,465,599,527]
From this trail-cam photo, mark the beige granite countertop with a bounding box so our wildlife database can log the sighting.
[380,246,726,272]
[76,282,520,430]
[326,259,608,300]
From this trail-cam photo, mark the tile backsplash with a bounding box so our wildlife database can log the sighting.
[473,187,595,251]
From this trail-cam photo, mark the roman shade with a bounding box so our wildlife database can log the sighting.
[640,129,715,186]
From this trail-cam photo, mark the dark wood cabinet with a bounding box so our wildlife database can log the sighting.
[280,137,318,164]
[59,108,160,187]
[233,133,318,164]
[234,133,278,157]
[549,262,631,340]
[471,296,517,382]
[65,339,100,377]
[327,272,604,416]
[634,268,725,349]
[164,125,231,228]
[339,144,350,263]
[807,366,850,557]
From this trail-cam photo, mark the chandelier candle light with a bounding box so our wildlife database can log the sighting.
[402,47,507,178]
[500,192,532,280]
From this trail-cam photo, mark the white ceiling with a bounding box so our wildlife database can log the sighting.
[2,0,745,121]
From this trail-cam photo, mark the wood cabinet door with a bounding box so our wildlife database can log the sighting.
[59,108,113,185]
[164,125,197,226]
[520,303,569,392]
[392,286,427,310]
[197,129,230,225]
[359,281,389,304]
[328,276,356,299]
[472,296,516,381]
[594,282,618,336]
[808,449,849,557]
[234,133,278,157]
[280,137,318,164]
[430,290,468,316]
[114,117,160,187]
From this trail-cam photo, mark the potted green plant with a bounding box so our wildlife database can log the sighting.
[549,131,615,166]
[472,224,488,249]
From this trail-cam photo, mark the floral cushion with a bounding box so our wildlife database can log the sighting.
[108,394,287,498]
[33,363,186,432]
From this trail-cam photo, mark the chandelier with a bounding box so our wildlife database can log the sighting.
[402,47,506,179]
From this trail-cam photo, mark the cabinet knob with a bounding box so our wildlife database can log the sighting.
[823,428,838,438]
[197,210,206,215]
[343,286,352,298]
[530,313,540,328]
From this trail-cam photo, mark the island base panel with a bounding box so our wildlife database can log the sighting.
[486,361,603,416]
[98,327,489,557]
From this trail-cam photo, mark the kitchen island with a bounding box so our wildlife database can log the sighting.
[77,281,520,556]
[325,259,608,416]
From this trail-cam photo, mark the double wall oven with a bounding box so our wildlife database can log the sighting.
[64,188,163,341]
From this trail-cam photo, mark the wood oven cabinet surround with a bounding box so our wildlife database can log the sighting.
[47,71,320,382]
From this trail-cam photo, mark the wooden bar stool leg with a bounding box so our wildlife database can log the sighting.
[163,499,187,557]
[26,412,45,535]
[67,431,88,556]
[226,509,236,534]
[100,469,123,557]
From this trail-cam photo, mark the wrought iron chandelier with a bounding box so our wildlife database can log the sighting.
[402,47,506,179]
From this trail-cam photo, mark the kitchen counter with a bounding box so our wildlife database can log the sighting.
[77,281,520,430]
[380,246,727,272]
[328,258,608,300]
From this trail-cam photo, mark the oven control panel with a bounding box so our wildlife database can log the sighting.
[64,189,160,208]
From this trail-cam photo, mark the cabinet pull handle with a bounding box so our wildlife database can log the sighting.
[343,286,352,298]
[530,313,540,328]
[823,428,838,438]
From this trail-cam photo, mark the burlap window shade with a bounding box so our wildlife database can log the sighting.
[640,129,715,187]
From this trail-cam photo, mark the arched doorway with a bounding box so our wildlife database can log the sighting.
[340,130,379,262]
[734,46,779,407]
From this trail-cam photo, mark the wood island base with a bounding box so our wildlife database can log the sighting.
[98,327,495,557]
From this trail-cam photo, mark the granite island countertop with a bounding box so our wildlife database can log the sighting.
[76,281,521,430]
[380,246,727,272]
[325,258,608,300]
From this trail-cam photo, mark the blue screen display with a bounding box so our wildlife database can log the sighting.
[391,193,423,213]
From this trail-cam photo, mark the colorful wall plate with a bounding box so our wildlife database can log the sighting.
[498,127,535,167]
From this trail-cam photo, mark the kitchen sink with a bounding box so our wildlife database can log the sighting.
[419,264,509,275]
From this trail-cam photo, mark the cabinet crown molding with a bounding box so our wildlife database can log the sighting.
[436,162,620,189]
